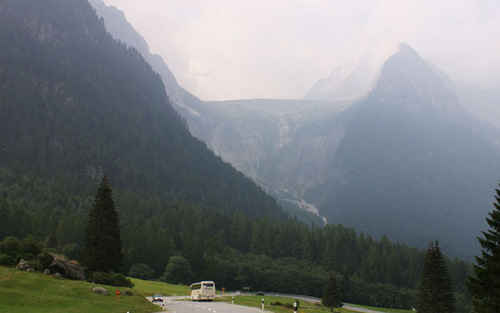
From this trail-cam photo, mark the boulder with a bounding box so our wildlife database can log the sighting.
[53,272,63,279]
[16,259,33,271]
[43,269,51,275]
[92,287,109,295]
[48,258,86,281]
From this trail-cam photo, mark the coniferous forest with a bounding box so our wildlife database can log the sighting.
[0,1,486,312]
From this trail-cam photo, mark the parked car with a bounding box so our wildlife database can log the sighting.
[152,294,164,302]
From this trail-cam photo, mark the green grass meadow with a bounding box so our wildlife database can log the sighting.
[130,277,190,297]
[0,266,165,313]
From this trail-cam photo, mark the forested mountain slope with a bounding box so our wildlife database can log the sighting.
[88,0,202,116]
[0,0,282,218]
[311,44,500,257]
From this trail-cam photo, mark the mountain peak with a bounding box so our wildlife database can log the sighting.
[398,42,419,56]
[371,44,458,112]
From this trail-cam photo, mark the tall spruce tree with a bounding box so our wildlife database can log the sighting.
[84,176,122,272]
[468,184,500,313]
[323,273,342,311]
[416,241,455,313]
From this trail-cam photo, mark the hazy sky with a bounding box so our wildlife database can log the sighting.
[102,0,500,101]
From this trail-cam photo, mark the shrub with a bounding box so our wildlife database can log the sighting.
[129,263,155,280]
[61,243,80,261]
[0,253,16,266]
[0,236,21,257]
[91,272,134,288]
[20,237,42,257]
[37,252,54,270]
[161,255,192,284]
[111,273,134,288]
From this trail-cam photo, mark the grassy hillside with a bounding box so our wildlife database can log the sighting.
[0,266,157,313]
[130,277,190,297]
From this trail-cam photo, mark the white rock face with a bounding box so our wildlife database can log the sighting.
[180,98,351,223]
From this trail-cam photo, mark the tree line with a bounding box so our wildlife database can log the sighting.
[0,170,473,310]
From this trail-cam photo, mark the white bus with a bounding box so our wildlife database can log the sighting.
[190,281,216,301]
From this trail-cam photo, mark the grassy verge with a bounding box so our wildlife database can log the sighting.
[218,295,357,313]
[129,277,190,297]
[345,303,413,313]
[0,266,157,313]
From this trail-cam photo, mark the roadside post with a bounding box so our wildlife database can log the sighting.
[261,298,264,311]
[232,296,235,304]
[293,300,299,313]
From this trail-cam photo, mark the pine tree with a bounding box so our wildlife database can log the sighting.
[468,184,500,313]
[323,273,342,311]
[84,176,122,273]
[416,241,455,313]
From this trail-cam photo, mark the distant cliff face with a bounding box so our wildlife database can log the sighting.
[193,99,350,198]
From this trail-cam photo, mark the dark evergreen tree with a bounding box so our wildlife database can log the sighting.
[128,263,155,280]
[323,273,342,311]
[161,256,193,284]
[416,241,455,313]
[84,176,122,273]
[468,185,500,313]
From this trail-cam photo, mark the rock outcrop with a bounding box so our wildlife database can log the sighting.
[92,287,109,295]
[48,256,86,281]
[16,259,33,272]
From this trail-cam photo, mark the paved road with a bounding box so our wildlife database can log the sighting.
[149,297,270,313]
[147,295,392,313]
[252,294,396,313]
[247,293,389,313]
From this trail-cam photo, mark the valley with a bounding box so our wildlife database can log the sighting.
[1,1,499,313]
